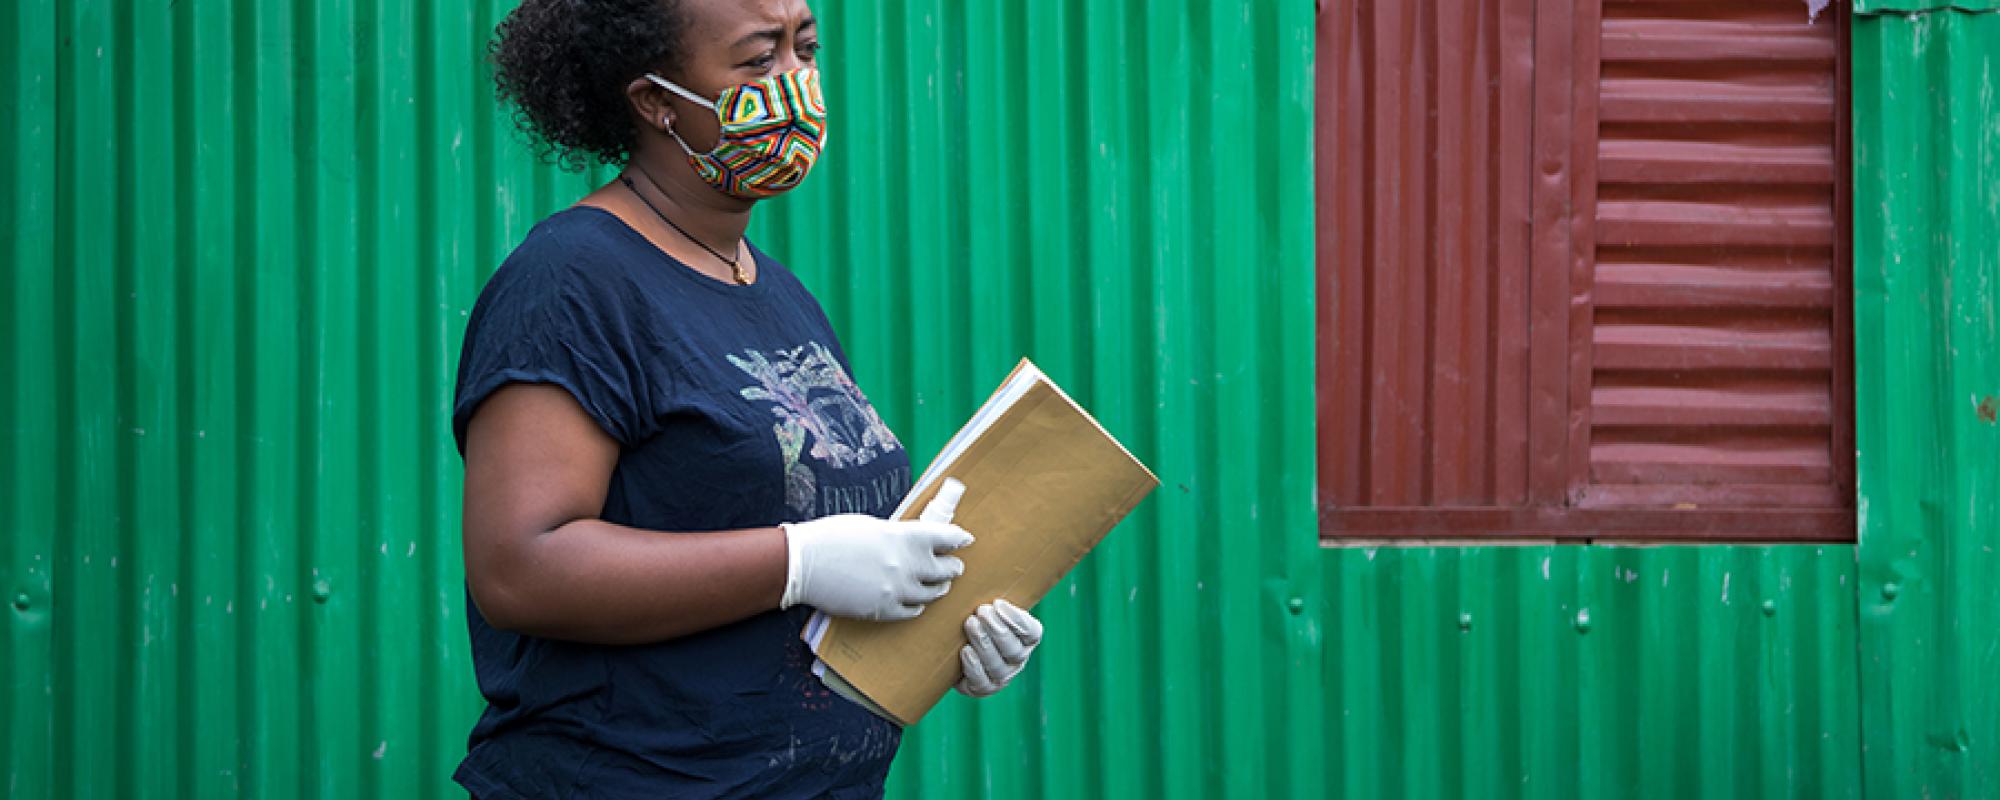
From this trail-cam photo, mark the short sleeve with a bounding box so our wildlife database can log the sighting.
[451,257,657,455]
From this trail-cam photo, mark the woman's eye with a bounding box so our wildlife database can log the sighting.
[799,42,822,60]
[745,52,776,69]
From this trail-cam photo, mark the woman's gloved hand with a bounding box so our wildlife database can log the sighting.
[956,599,1043,698]
[778,481,972,621]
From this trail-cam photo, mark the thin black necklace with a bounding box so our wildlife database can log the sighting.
[619,171,749,285]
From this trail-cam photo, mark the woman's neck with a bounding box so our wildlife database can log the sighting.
[624,157,752,251]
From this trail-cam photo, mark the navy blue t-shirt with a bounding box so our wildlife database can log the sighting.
[450,206,910,799]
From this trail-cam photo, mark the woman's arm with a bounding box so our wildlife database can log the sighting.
[461,383,787,644]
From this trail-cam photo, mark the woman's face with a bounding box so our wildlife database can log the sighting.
[660,0,820,152]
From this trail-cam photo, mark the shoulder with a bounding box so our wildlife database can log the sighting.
[475,207,646,320]
[454,208,664,450]
[491,207,637,288]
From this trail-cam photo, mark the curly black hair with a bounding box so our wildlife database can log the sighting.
[490,0,687,171]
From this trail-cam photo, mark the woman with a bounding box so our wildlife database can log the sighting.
[452,0,1042,796]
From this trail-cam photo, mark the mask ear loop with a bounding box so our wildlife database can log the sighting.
[662,120,706,159]
[645,73,718,112]
[647,74,717,158]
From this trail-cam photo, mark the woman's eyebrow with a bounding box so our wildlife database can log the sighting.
[732,27,784,49]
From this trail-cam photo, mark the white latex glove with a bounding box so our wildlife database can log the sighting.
[955,599,1043,698]
[779,480,971,621]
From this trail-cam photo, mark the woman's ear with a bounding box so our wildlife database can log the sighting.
[626,76,675,133]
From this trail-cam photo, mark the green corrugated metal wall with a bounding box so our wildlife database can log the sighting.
[1,0,1992,798]
[1852,4,2000,798]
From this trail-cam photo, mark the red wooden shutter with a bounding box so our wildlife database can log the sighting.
[1316,0,1853,541]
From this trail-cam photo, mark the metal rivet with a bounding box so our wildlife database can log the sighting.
[1574,609,1592,633]
[1458,612,1473,631]
[1761,600,1776,617]
[1881,582,1900,601]
[1286,597,1305,614]
[312,579,333,603]
[12,592,29,611]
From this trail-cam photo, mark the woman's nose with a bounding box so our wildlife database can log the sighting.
[774,48,805,74]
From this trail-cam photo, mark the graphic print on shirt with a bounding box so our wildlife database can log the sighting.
[729,342,905,518]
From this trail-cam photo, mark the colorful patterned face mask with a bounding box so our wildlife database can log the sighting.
[646,68,827,200]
